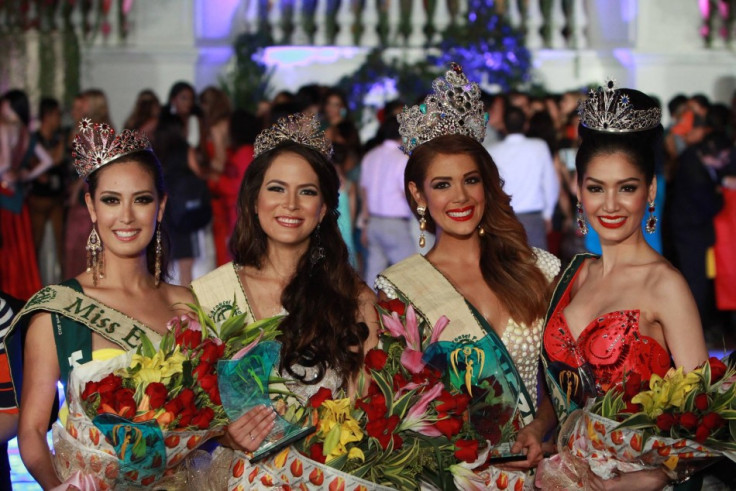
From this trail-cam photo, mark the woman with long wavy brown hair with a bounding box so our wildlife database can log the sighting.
[191,113,378,482]
[376,64,560,490]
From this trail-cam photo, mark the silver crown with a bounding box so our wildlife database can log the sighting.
[578,79,661,133]
[397,63,488,155]
[254,112,333,158]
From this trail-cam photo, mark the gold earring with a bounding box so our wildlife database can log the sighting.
[417,206,427,248]
[478,225,485,237]
[154,222,162,286]
[86,224,104,286]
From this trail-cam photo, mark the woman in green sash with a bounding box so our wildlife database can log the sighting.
[191,112,378,454]
[541,82,708,489]
[8,120,193,489]
[376,64,560,487]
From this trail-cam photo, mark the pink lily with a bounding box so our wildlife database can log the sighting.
[167,313,202,336]
[231,330,266,361]
[398,383,444,435]
[381,308,419,349]
[429,315,449,344]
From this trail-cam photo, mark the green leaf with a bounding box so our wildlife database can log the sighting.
[718,409,736,419]
[391,389,419,419]
[139,333,156,358]
[616,413,655,430]
[371,370,394,409]
[323,424,341,457]
[219,312,249,341]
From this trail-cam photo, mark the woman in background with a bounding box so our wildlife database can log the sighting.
[0,89,52,299]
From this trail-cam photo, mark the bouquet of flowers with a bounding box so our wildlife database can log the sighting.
[537,356,736,489]
[241,296,530,491]
[52,302,281,489]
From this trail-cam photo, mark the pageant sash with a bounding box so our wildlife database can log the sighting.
[191,262,255,324]
[467,303,537,425]
[541,253,596,424]
[4,282,163,406]
[380,255,536,425]
[11,284,162,350]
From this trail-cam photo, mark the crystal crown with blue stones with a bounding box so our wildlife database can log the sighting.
[578,79,661,133]
[397,63,488,155]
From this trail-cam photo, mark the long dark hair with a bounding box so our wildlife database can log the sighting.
[405,135,549,325]
[229,141,368,384]
[86,150,170,282]
[2,89,30,126]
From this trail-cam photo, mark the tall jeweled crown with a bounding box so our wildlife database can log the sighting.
[254,112,333,158]
[578,79,661,133]
[397,62,488,155]
[72,119,152,179]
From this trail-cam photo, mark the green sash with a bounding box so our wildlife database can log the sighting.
[190,262,255,323]
[541,253,596,424]
[379,255,536,425]
[5,279,162,397]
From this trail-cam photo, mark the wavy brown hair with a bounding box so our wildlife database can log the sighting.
[229,141,368,385]
[405,134,549,325]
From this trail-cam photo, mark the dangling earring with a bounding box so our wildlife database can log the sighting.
[478,225,485,237]
[310,223,326,266]
[645,201,657,234]
[86,224,104,286]
[417,206,427,248]
[576,201,588,236]
[154,222,162,287]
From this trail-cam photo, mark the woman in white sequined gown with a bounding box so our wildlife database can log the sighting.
[375,65,560,490]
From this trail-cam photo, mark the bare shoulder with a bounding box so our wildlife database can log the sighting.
[644,259,691,299]
[161,283,195,310]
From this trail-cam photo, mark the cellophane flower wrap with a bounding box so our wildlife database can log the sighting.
[537,356,736,489]
[252,296,533,491]
[52,300,281,489]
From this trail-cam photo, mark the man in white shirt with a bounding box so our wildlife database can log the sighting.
[488,106,559,249]
[360,117,416,286]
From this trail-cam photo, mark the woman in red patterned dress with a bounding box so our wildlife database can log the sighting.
[541,83,709,490]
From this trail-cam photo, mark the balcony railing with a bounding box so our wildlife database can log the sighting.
[237,0,590,49]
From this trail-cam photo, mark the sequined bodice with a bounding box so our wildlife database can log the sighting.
[501,319,543,408]
[544,270,671,397]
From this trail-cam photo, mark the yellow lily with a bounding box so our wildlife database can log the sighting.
[632,368,701,418]
[317,398,364,462]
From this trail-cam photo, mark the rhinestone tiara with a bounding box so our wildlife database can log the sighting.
[578,79,661,133]
[397,62,488,155]
[72,119,152,179]
[254,112,333,159]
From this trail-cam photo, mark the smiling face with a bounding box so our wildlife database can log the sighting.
[85,160,166,261]
[409,152,485,239]
[579,151,656,243]
[255,152,327,251]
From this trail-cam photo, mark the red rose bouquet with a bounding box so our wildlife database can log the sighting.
[253,296,530,491]
[52,302,281,489]
[537,356,736,489]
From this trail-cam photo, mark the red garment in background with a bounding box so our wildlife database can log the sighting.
[714,188,736,310]
[0,206,42,300]
[208,145,254,266]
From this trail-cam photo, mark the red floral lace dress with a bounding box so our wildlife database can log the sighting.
[543,264,671,402]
